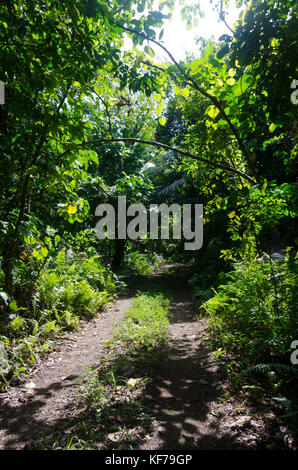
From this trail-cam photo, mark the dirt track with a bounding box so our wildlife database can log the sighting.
[0,265,282,450]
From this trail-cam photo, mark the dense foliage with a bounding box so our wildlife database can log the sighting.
[0,0,297,440]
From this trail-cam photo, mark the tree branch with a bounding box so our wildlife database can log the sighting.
[59,136,255,183]
[113,21,258,181]
[219,0,235,35]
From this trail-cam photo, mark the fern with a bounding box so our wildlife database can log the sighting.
[239,362,298,379]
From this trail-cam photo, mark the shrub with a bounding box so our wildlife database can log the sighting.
[124,250,164,275]
[201,250,297,364]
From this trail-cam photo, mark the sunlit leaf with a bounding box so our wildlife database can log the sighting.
[227,77,236,86]
[206,105,219,119]
[67,205,77,215]
[181,88,189,98]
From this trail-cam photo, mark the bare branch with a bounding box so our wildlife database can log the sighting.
[219,0,235,35]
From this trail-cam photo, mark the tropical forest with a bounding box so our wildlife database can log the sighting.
[0,0,297,453]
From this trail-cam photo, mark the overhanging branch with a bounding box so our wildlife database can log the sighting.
[61,136,255,183]
[113,21,258,181]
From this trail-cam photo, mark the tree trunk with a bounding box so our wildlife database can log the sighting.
[111,239,126,272]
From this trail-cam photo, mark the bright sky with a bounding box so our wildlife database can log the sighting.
[159,0,241,59]
[124,0,242,60]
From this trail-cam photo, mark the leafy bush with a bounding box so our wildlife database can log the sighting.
[0,247,125,383]
[37,249,119,317]
[201,250,297,364]
[124,250,164,275]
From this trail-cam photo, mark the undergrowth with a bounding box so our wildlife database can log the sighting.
[191,249,298,443]
[124,250,164,275]
[0,247,126,385]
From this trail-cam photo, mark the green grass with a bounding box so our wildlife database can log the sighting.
[112,293,170,351]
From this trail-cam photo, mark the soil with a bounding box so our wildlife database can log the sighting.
[0,264,286,450]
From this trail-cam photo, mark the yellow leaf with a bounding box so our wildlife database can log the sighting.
[228,211,236,218]
[227,77,236,86]
[206,105,219,119]
[228,68,236,77]
[180,88,189,98]
[159,117,166,126]
[269,123,277,133]
[67,205,77,215]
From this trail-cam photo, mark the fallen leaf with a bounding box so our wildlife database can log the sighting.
[24,381,36,389]
[163,409,181,416]
[231,416,252,428]
[128,378,138,387]
[107,432,119,442]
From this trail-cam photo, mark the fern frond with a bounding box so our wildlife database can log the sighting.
[239,363,298,379]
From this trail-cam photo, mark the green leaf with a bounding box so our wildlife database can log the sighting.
[9,300,18,312]
[269,123,277,133]
[41,246,49,257]
[144,45,155,57]
[217,44,229,59]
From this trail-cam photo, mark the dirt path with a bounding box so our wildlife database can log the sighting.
[0,265,281,450]
[0,297,131,449]
[132,265,278,450]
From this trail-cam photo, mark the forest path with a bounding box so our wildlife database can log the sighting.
[134,264,272,450]
[0,264,276,450]
[0,297,131,449]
